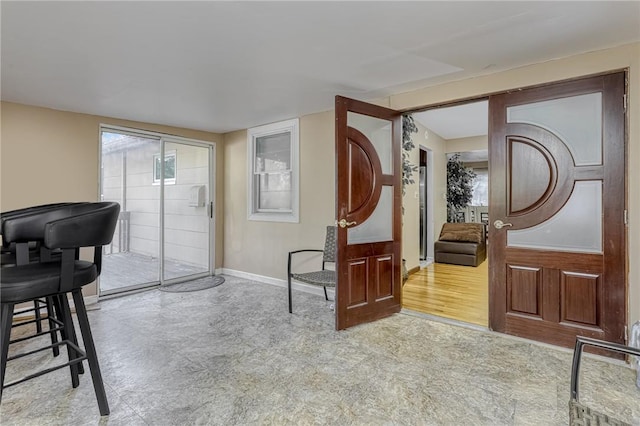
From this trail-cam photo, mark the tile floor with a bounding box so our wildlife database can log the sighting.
[1,275,639,425]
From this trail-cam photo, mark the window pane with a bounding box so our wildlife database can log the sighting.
[154,156,162,180]
[255,132,291,173]
[154,153,176,181]
[257,172,292,211]
[471,168,488,206]
[164,154,176,179]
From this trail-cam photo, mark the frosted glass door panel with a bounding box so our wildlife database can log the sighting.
[507,93,602,166]
[347,111,393,175]
[507,181,602,253]
[348,186,393,244]
[163,142,210,281]
[346,110,393,245]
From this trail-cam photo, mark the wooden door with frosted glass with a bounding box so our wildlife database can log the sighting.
[335,96,403,330]
[489,72,626,349]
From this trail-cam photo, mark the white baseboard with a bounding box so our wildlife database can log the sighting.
[220,268,335,298]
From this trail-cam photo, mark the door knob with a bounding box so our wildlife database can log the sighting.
[493,219,513,230]
[336,219,357,228]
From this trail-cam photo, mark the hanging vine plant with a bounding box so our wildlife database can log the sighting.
[447,153,476,222]
[402,114,418,197]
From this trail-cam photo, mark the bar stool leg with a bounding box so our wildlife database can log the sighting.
[72,290,109,416]
[1,302,15,402]
[55,294,80,388]
[34,300,42,333]
[45,297,60,357]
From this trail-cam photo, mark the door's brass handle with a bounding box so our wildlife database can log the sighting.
[336,219,357,228]
[493,219,513,230]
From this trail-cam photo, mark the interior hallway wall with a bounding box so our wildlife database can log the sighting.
[402,121,448,271]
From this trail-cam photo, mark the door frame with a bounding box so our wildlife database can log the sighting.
[419,145,435,263]
[399,69,629,340]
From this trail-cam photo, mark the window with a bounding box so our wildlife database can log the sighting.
[471,168,488,206]
[153,151,176,184]
[248,118,299,222]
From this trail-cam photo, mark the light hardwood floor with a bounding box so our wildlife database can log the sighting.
[402,260,489,327]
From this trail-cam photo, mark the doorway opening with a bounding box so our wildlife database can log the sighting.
[403,100,490,327]
[99,125,216,296]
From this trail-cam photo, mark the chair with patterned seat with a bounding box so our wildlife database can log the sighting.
[287,226,337,313]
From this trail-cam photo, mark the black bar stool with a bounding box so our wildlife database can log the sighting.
[0,202,120,416]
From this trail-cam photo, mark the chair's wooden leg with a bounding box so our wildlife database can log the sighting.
[1,302,15,401]
[72,290,109,416]
[323,286,328,301]
[45,297,60,357]
[56,295,80,388]
[288,275,293,314]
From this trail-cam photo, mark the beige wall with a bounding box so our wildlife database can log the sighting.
[422,125,449,261]
[0,102,225,295]
[402,120,448,270]
[223,111,335,278]
[401,123,420,271]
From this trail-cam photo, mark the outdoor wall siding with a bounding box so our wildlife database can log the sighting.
[103,142,209,268]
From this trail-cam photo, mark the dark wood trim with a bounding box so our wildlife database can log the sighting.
[399,68,629,115]
[602,72,627,343]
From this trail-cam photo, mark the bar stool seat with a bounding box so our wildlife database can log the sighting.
[1,261,97,302]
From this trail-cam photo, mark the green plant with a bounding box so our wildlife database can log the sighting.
[402,114,418,197]
[447,153,476,222]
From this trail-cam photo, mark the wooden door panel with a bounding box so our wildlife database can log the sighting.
[508,139,554,214]
[373,255,394,300]
[507,265,542,317]
[347,259,368,307]
[560,272,600,326]
[347,127,382,220]
[490,72,626,351]
[505,315,605,347]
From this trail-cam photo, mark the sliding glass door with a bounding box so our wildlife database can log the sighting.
[161,140,212,283]
[99,127,214,295]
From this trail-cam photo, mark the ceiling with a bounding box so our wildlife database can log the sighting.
[2,2,639,134]
[413,101,488,140]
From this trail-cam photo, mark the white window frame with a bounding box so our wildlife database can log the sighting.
[152,150,177,185]
[247,118,299,223]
